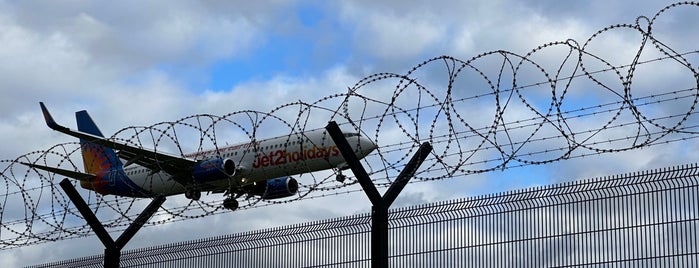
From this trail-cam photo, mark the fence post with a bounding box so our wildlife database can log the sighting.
[326,121,432,267]
[59,179,166,268]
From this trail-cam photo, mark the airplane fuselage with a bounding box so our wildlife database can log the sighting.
[116,129,373,197]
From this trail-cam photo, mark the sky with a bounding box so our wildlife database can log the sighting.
[0,0,698,266]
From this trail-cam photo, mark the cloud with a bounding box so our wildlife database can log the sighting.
[1,0,696,266]
[344,9,447,61]
[5,1,262,66]
[0,16,93,112]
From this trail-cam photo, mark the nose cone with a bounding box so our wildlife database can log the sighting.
[359,137,378,156]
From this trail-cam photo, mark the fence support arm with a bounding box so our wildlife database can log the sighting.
[326,121,432,268]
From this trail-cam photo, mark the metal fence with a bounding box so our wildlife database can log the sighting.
[29,163,699,267]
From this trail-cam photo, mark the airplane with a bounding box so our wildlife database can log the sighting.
[23,102,377,210]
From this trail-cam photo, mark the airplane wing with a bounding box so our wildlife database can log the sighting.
[39,102,198,177]
[21,162,97,181]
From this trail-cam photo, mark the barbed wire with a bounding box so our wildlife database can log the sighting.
[1,1,698,249]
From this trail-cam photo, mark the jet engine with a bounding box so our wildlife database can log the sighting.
[192,158,236,182]
[248,177,298,199]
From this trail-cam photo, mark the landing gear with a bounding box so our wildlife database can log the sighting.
[336,174,347,183]
[335,166,349,183]
[223,197,239,210]
[185,190,201,201]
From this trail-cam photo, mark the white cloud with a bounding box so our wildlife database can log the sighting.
[1,0,696,266]
[198,66,359,118]
[0,18,93,109]
[351,11,446,61]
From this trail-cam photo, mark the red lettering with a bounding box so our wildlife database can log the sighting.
[305,147,315,159]
[252,146,342,169]
[252,155,261,168]
[331,146,339,157]
[274,150,286,165]
[325,147,332,159]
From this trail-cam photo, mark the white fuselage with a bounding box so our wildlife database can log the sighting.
[121,129,375,196]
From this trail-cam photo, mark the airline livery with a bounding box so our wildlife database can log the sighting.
[24,103,377,210]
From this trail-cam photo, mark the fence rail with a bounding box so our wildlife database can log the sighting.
[29,163,699,267]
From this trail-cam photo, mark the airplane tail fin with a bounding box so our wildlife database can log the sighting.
[76,110,123,174]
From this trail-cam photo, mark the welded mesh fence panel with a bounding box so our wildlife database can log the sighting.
[28,163,699,267]
[387,164,698,267]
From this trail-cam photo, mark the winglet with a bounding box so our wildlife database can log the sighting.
[39,102,68,131]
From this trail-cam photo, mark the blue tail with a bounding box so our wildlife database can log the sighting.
[76,111,123,175]
[75,110,150,197]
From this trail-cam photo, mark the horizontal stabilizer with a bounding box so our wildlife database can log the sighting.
[21,162,96,181]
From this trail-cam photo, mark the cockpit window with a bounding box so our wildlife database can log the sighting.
[343,133,360,138]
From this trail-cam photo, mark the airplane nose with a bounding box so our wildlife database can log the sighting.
[360,137,378,155]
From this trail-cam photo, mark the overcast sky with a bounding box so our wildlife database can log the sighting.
[1,0,698,266]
